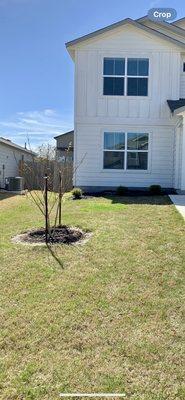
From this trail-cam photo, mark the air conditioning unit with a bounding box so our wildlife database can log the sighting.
[5,177,24,191]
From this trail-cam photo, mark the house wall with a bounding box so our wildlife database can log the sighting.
[75,124,174,189]
[56,132,74,149]
[173,122,183,189]
[55,133,74,162]
[180,54,185,97]
[73,24,183,189]
[0,143,33,188]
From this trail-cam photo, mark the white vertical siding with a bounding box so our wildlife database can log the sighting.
[173,124,183,189]
[73,23,183,189]
[180,55,185,97]
[75,124,174,188]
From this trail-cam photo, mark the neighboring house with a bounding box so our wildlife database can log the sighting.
[54,131,74,191]
[54,130,74,162]
[66,15,185,192]
[0,137,35,189]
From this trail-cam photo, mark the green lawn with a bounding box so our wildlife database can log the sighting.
[0,193,185,400]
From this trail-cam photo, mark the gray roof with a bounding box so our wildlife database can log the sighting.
[66,17,185,50]
[172,17,185,26]
[54,130,74,139]
[0,137,36,155]
[167,99,185,112]
[137,16,185,36]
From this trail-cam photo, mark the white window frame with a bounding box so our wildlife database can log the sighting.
[103,57,149,97]
[103,131,149,171]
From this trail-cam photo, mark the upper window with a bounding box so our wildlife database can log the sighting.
[103,57,149,96]
[103,132,149,170]
[183,62,185,72]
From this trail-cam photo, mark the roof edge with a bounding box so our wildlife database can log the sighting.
[66,18,133,47]
[0,137,36,155]
[66,17,185,51]
[167,99,185,113]
[137,15,185,35]
[54,130,74,139]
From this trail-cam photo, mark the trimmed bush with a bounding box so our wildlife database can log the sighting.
[116,186,128,196]
[149,185,162,195]
[72,187,83,199]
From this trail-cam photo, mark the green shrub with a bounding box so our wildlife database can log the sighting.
[72,187,83,199]
[149,185,162,195]
[116,186,128,196]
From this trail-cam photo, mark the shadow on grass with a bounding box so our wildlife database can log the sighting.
[102,195,172,206]
[47,244,64,269]
[0,192,18,201]
[46,244,64,269]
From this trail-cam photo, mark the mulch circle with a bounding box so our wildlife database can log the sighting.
[12,226,91,246]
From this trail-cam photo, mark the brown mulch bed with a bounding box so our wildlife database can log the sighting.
[12,226,89,245]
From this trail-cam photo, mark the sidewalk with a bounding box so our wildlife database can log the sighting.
[169,195,185,220]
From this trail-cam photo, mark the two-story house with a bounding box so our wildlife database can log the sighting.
[66,16,185,193]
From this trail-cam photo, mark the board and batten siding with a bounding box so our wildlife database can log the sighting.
[73,23,182,189]
[173,123,183,189]
[180,54,185,97]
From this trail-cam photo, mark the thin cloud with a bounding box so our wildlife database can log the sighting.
[0,109,73,148]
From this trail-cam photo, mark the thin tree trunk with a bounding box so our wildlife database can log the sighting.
[58,170,62,226]
[44,174,49,244]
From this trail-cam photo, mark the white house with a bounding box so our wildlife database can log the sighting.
[66,15,185,192]
[0,137,35,189]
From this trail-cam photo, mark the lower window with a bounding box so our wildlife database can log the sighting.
[103,132,149,170]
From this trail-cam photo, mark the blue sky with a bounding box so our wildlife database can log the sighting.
[0,0,184,148]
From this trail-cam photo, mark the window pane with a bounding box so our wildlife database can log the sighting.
[103,77,124,95]
[115,133,125,150]
[127,58,149,76]
[127,59,137,75]
[104,77,114,95]
[104,58,125,75]
[104,58,114,75]
[127,152,148,170]
[114,77,124,95]
[104,132,114,149]
[104,151,124,169]
[138,59,149,76]
[115,58,125,75]
[127,78,148,96]
[127,77,137,95]
[127,133,148,150]
[104,132,125,150]
[138,78,148,96]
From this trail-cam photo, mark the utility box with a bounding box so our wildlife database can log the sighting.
[5,177,24,191]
